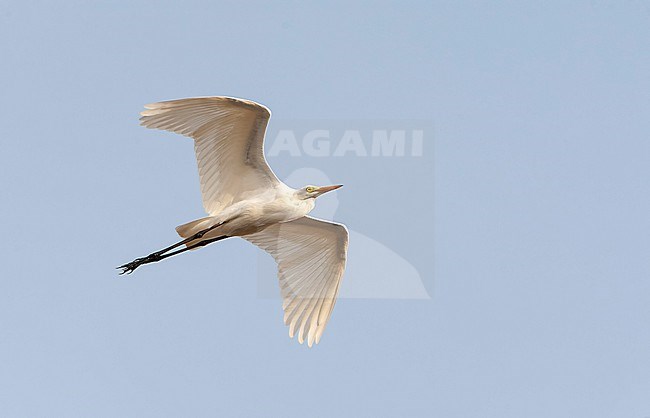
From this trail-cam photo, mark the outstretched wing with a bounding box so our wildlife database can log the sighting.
[244,216,349,347]
[139,96,284,215]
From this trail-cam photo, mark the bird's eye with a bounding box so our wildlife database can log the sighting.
[306,187,316,193]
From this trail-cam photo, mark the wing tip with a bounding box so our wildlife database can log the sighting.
[140,96,271,117]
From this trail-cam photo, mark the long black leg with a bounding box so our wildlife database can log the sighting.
[148,220,227,258]
[117,221,229,275]
[149,235,228,262]
[117,235,229,275]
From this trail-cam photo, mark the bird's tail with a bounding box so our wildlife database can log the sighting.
[176,216,221,248]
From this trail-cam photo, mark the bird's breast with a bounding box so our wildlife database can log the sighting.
[220,196,314,237]
[261,196,315,223]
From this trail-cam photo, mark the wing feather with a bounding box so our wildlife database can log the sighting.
[244,216,349,347]
[139,96,283,215]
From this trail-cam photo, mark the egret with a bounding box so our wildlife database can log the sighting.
[118,97,348,347]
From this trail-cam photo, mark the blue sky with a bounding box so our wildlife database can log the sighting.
[1,1,649,417]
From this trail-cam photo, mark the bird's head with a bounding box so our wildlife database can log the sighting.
[298,184,343,200]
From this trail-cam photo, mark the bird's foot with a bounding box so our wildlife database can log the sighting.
[117,253,161,275]
[117,258,145,275]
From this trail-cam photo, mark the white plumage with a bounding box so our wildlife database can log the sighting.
[245,216,348,346]
[122,97,348,347]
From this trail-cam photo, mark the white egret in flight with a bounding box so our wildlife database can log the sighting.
[118,97,348,347]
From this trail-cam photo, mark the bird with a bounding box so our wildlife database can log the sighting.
[118,96,349,347]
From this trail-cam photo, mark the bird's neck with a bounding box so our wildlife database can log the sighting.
[283,187,316,218]
[300,196,316,214]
